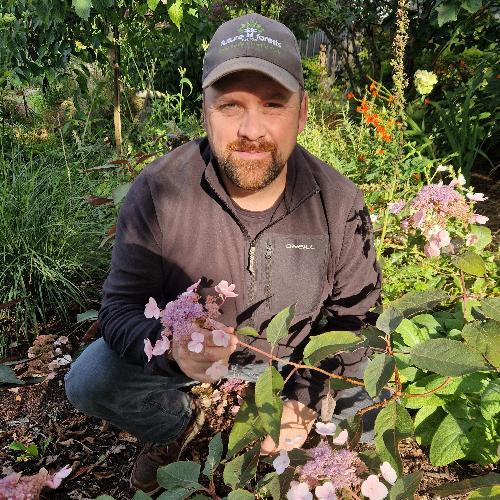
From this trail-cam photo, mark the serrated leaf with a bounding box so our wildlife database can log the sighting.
[468,224,491,250]
[364,354,395,398]
[462,0,482,13]
[376,306,403,334]
[429,414,470,466]
[413,406,446,446]
[77,309,98,322]
[255,367,284,444]
[481,297,500,322]
[462,320,500,368]
[168,0,183,30]
[452,250,486,277]
[236,326,259,338]
[362,326,387,349]
[436,1,458,26]
[410,338,488,376]
[395,319,429,347]
[147,0,160,10]
[303,331,363,365]
[223,443,259,489]
[389,470,423,500]
[389,289,449,318]
[266,304,295,346]
[257,472,280,500]
[227,392,266,459]
[480,378,500,419]
[112,182,132,205]
[464,423,499,465]
[468,485,500,499]
[374,401,413,474]
[431,472,500,496]
[203,433,223,478]
[156,461,201,490]
[72,0,92,19]
[227,489,255,500]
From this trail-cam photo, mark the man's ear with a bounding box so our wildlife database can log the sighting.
[297,90,308,135]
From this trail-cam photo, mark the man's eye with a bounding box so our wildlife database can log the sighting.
[220,103,237,109]
[265,102,282,108]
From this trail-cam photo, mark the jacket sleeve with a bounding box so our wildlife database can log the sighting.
[282,188,382,412]
[98,171,169,373]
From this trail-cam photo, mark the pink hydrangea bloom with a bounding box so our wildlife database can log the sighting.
[287,481,313,500]
[186,279,201,292]
[424,241,441,258]
[469,214,489,225]
[467,192,487,202]
[387,200,405,215]
[205,360,229,380]
[160,293,206,340]
[315,422,337,436]
[380,462,397,485]
[144,336,171,361]
[144,297,161,319]
[361,475,389,500]
[215,280,238,298]
[331,429,348,445]
[212,329,231,347]
[273,450,290,475]
[188,331,205,353]
[315,481,337,500]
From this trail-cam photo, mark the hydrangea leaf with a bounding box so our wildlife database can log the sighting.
[266,304,295,346]
[468,486,500,499]
[429,414,470,466]
[156,461,201,491]
[395,319,429,348]
[480,378,500,419]
[168,0,183,30]
[413,406,446,446]
[364,353,395,398]
[468,225,491,251]
[257,472,280,500]
[227,489,255,500]
[430,472,500,496]
[389,471,423,500]
[462,320,500,368]
[223,443,260,489]
[236,326,259,338]
[202,432,223,478]
[72,0,92,20]
[480,297,500,322]
[410,338,488,376]
[452,250,486,277]
[255,366,284,444]
[303,331,363,365]
[376,306,403,334]
[147,0,160,11]
[462,0,482,13]
[436,1,458,26]
[131,492,152,500]
[156,488,197,500]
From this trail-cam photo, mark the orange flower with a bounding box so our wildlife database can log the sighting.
[388,95,394,103]
[369,82,377,91]
[424,98,431,105]
[382,133,392,142]
[357,154,366,162]
[366,114,379,125]
[356,98,369,113]
[376,148,385,155]
[413,172,421,182]
[346,91,354,100]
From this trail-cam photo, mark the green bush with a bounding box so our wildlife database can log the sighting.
[301,56,326,94]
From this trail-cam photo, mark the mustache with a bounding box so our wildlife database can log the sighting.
[226,140,277,154]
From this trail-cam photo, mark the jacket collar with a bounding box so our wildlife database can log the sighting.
[200,137,320,214]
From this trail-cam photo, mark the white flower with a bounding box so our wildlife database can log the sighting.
[272,450,290,475]
[370,213,378,223]
[315,481,336,500]
[466,192,488,202]
[315,422,337,436]
[436,165,448,172]
[361,475,389,500]
[469,214,489,225]
[331,429,348,445]
[56,354,72,366]
[287,481,313,500]
[380,462,397,485]
[414,69,438,95]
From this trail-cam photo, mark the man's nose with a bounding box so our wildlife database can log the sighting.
[238,108,266,141]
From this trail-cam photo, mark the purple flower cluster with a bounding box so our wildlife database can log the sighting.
[160,292,207,341]
[298,441,367,490]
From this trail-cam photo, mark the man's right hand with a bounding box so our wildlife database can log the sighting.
[171,326,237,382]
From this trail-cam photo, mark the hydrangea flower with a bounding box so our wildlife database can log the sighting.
[187,331,205,353]
[215,280,238,298]
[466,192,487,202]
[315,481,337,500]
[387,200,405,215]
[414,69,438,96]
[273,450,290,475]
[331,429,348,445]
[144,297,161,319]
[287,481,313,500]
[469,214,489,225]
[315,422,337,436]
[380,462,397,485]
[361,474,389,500]
[206,360,229,380]
[212,329,231,347]
[144,336,170,362]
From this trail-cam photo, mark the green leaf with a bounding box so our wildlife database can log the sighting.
[236,326,259,338]
[257,472,280,500]
[157,488,196,500]
[376,306,403,334]
[147,0,160,10]
[132,492,152,500]
[364,354,395,398]
[227,489,255,500]
[266,304,295,346]
[413,406,446,446]
[112,182,132,205]
[389,470,423,500]
[464,423,499,465]
[462,0,482,13]
[168,0,184,30]
[388,289,449,318]
[203,432,223,478]
[468,225,491,250]
[255,367,284,444]
[431,472,500,496]
[156,461,201,490]
[481,297,500,322]
[223,443,259,489]
[395,319,429,347]
[303,331,363,365]
[227,392,266,459]
[0,364,26,386]
[77,309,98,322]
[436,1,458,26]
[452,250,486,277]
[362,326,387,349]
[72,0,92,20]
[374,401,413,474]
[480,378,500,419]
[429,414,470,466]
[9,441,27,451]
[410,338,488,376]
[468,486,500,499]
[462,320,500,368]
[96,496,117,500]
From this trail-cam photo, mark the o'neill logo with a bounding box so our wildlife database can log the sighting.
[220,21,282,48]
[286,243,315,250]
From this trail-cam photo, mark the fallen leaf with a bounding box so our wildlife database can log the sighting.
[118,432,137,443]
[93,471,115,480]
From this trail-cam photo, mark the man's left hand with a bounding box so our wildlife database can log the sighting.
[260,399,317,455]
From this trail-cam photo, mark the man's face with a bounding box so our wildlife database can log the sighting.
[203,70,308,192]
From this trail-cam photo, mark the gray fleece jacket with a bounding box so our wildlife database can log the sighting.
[98,137,382,411]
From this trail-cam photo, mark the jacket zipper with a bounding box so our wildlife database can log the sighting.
[264,240,273,310]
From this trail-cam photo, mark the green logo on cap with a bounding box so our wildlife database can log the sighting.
[238,21,264,37]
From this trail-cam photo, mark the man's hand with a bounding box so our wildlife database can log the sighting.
[171,326,237,382]
[261,399,317,455]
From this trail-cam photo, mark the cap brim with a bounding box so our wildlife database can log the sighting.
[202,57,300,92]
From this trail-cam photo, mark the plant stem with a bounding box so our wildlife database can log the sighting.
[459,270,468,312]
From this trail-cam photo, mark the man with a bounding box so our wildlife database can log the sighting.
[65,13,381,494]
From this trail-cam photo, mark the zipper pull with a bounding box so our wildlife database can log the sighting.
[248,242,256,276]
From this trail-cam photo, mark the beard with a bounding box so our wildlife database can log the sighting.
[213,138,286,191]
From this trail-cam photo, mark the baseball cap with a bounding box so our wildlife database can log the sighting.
[202,13,304,92]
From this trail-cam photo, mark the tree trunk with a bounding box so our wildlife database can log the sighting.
[110,25,122,155]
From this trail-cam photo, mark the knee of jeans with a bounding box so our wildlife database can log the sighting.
[64,364,104,414]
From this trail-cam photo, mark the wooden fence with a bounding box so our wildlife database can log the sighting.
[298,31,338,76]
